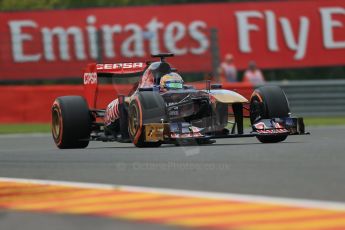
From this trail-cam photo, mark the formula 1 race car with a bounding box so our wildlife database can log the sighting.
[51,53,307,149]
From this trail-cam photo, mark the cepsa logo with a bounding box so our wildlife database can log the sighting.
[96,62,144,70]
[83,72,97,85]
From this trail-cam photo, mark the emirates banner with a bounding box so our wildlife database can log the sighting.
[0,0,344,80]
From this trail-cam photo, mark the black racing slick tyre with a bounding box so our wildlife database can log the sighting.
[250,86,290,143]
[51,96,91,149]
[128,91,166,148]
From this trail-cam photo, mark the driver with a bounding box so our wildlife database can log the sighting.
[104,72,184,133]
[159,72,184,91]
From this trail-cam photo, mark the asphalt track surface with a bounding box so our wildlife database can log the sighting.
[0,126,345,229]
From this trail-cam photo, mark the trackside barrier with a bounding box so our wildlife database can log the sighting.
[267,80,345,117]
[0,83,254,123]
[1,80,343,123]
[0,85,83,123]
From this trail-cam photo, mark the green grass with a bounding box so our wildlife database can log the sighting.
[0,123,50,134]
[0,117,345,134]
[303,117,345,126]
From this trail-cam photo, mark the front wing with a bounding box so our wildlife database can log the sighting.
[142,117,309,143]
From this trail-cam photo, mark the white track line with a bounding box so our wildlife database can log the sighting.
[1,177,345,211]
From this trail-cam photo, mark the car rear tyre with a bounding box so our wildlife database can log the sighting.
[128,91,166,147]
[52,96,91,149]
[250,86,290,143]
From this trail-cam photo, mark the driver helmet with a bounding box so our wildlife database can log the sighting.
[160,72,184,90]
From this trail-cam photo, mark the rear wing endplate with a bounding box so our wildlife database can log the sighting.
[83,62,147,108]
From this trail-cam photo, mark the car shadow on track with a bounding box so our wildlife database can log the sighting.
[87,144,249,150]
[87,141,304,150]
[211,141,304,147]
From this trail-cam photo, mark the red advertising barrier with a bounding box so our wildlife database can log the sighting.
[0,83,253,123]
[0,85,83,123]
[0,0,344,80]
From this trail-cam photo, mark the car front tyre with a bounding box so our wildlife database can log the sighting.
[250,86,290,143]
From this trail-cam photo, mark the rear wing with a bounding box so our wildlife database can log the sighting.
[83,62,147,108]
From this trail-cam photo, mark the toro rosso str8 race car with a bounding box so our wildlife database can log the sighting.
[51,53,308,149]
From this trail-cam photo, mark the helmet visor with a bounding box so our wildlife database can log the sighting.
[165,81,183,89]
